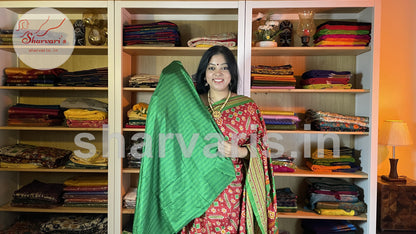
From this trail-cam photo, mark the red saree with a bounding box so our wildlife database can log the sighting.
[182,95,278,234]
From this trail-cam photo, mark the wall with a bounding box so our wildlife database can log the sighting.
[378,0,416,179]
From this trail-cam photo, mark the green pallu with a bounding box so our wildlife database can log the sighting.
[133,61,236,233]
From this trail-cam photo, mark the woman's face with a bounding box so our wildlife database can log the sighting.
[205,54,231,93]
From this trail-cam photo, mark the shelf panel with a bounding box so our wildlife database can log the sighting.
[0,45,107,55]
[123,128,145,132]
[277,208,367,221]
[251,89,370,93]
[123,46,238,56]
[123,87,156,92]
[274,168,368,178]
[123,168,140,174]
[0,126,106,131]
[0,86,108,91]
[123,208,135,214]
[0,203,107,214]
[251,46,371,56]
[267,130,369,135]
[0,167,107,173]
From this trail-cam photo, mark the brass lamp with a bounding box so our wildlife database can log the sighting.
[379,120,413,183]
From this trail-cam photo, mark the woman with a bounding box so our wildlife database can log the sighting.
[181,45,278,233]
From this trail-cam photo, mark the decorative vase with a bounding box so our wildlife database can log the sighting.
[296,10,315,47]
[255,41,277,47]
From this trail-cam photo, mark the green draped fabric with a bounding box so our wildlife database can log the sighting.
[133,61,236,233]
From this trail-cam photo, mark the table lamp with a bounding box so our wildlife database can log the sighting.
[379,120,413,183]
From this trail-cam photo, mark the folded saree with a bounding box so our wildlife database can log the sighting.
[133,61,235,233]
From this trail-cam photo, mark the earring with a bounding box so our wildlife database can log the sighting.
[205,82,208,86]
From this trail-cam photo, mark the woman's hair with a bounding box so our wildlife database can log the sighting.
[195,45,239,94]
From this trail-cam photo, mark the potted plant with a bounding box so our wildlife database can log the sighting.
[253,13,281,47]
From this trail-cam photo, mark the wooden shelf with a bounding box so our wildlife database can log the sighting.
[277,208,367,221]
[0,126,106,131]
[123,168,140,174]
[0,203,107,214]
[0,167,107,173]
[274,167,368,178]
[0,86,108,91]
[251,46,371,56]
[123,46,238,56]
[123,128,145,132]
[123,87,156,92]
[251,89,370,93]
[123,208,135,214]
[0,45,107,55]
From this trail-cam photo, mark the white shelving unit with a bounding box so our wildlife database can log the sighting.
[245,1,380,233]
[0,1,116,233]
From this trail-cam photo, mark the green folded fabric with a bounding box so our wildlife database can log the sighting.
[133,61,235,233]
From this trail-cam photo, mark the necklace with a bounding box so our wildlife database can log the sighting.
[208,90,231,120]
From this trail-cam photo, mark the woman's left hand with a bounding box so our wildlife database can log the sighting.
[217,141,248,158]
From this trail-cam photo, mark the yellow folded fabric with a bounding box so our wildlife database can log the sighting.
[315,208,355,216]
[69,152,108,166]
[64,109,107,120]
[260,110,295,116]
[64,175,108,186]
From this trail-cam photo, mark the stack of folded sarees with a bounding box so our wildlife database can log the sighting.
[10,180,64,208]
[306,147,361,173]
[305,177,367,216]
[251,64,296,89]
[301,219,358,234]
[123,21,180,46]
[275,187,298,212]
[125,102,148,128]
[0,29,13,45]
[128,74,159,88]
[65,151,108,169]
[57,67,108,87]
[313,21,372,47]
[7,103,64,127]
[61,98,108,128]
[305,109,369,132]
[187,32,237,47]
[3,67,66,86]
[261,109,300,130]
[301,69,352,89]
[0,144,72,169]
[62,175,108,208]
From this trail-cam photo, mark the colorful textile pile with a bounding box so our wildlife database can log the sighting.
[305,109,369,132]
[313,21,372,47]
[0,144,72,169]
[65,151,108,169]
[301,70,352,89]
[7,103,64,127]
[0,29,13,45]
[57,67,108,87]
[261,110,300,130]
[301,219,357,234]
[275,187,297,212]
[125,134,144,168]
[187,32,237,47]
[271,156,297,172]
[306,147,361,173]
[62,175,108,208]
[305,177,367,216]
[0,214,107,233]
[123,187,137,209]
[3,67,66,86]
[10,180,64,208]
[61,98,108,128]
[128,74,159,88]
[251,64,296,89]
[125,102,148,128]
[123,21,180,46]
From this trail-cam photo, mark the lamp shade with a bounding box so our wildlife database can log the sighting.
[379,120,413,146]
